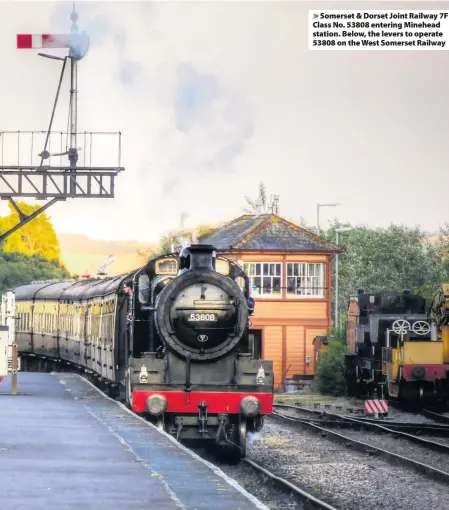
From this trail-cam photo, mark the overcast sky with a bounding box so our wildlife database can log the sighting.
[0,0,448,242]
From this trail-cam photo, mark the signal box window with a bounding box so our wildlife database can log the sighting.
[242,262,281,298]
[287,262,325,298]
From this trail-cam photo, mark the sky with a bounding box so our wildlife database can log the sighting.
[0,0,448,243]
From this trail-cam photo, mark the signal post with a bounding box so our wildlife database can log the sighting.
[0,292,19,395]
[0,3,124,241]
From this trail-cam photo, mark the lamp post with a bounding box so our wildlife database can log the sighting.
[317,203,340,232]
[334,226,353,329]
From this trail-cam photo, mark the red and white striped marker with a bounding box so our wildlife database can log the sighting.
[17,34,73,49]
[16,33,89,60]
[365,399,388,415]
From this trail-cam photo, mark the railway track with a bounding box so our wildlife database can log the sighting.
[272,407,449,486]
[274,403,449,436]
[420,408,449,425]
[242,458,338,510]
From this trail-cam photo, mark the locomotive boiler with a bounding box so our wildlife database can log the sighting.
[10,244,274,457]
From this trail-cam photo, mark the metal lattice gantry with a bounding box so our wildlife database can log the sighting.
[0,3,125,243]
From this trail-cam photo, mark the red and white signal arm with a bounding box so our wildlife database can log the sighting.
[17,32,90,60]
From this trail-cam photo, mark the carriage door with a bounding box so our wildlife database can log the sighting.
[131,272,151,356]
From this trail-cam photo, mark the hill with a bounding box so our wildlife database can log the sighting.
[57,233,157,276]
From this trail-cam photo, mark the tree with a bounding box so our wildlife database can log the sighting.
[0,250,69,294]
[0,201,62,261]
[435,223,449,282]
[324,223,444,323]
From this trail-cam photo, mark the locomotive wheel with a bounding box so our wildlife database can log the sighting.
[237,419,247,458]
[125,370,133,409]
[155,416,165,431]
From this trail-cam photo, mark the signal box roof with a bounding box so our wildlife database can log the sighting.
[199,214,339,253]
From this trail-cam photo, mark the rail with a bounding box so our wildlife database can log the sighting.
[273,403,449,451]
[272,411,449,486]
[242,458,338,510]
[420,409,449,425]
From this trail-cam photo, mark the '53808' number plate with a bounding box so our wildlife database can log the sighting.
[187,313,216,322]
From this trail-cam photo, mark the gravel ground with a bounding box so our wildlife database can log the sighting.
[212,418,449,510]
[278,406,449,467]
[193,451,313,510]
[380,407,443,424]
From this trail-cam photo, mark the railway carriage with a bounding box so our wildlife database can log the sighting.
[10,244,274,457]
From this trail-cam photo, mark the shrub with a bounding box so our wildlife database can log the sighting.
[313,338,347,396]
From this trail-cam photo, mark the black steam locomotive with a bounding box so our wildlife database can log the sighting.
[344,288,445,403]
[12,244,274,457]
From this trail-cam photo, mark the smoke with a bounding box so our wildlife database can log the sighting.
[84,4,254,181]
[170,62,254,176]
[247,432,261,443]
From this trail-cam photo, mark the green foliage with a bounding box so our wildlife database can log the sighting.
[323,222,445,321]
[0,201,62,261]
[0,201,69,293]
[0,249,69,294]
[313,338,347,396]
[327,325,346,344]
[436,223,449,281]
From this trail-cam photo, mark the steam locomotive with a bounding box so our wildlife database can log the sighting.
[10,244,273,457]
[345,288,449,404]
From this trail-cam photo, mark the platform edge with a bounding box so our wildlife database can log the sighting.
[70,373,270,510]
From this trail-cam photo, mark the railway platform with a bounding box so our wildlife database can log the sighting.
[0,372,268,510]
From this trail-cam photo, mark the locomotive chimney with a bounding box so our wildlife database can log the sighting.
[186,244,216,271]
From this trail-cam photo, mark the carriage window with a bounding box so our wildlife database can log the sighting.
[138,274,150,304]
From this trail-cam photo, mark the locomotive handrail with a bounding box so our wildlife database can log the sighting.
[175,306,231,311]
[192,300,233,305]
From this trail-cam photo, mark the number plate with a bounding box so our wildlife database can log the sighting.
[187,313,217,322]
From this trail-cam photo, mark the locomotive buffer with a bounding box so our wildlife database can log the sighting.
[0,3,124,242]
